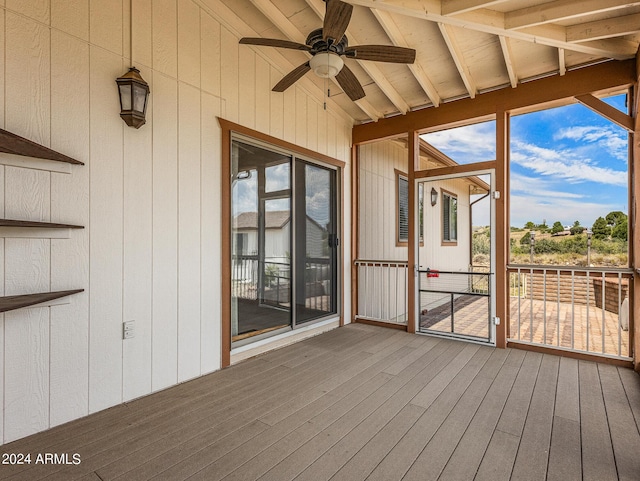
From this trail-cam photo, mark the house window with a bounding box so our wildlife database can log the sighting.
[443,190,457,243]
[235,233,248,255]
[396,171,423,245]
[397,173,409,244]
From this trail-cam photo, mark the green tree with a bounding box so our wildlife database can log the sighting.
[591,216,610,240]
[519,232,531,246]
[570,220,584,236]
[524,221,535,230]
[606,211,626,227]
[551,221,564,235]
[612,221,628,241]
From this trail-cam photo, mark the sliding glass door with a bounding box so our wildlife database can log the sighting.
[231,136,339,346]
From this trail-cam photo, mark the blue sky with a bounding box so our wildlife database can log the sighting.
[421,94,629,228]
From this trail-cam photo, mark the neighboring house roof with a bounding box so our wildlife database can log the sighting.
[234,211,290,229]
[234,211,325,231]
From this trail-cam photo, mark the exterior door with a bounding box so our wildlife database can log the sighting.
[230,135,339,346]
[415,170,496,344]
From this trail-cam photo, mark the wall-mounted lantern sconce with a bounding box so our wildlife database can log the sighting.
[116,67,150,128]
[430,187,438,206]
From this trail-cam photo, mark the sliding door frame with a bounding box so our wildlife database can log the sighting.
[219,118,345,368]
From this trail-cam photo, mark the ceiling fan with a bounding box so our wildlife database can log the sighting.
[239,0,416,101]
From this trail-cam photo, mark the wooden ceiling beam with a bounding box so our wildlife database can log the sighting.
[303,0,410,115]
[442,0,509,16]
[249,0,381,120]
[352,58,635,143]
[194,0,355,124]
[346,0,639,60]
[498,36,518,88]
[370,8,442,107]
[505,0,640,31]
[438,23,477,98]
[567,13,640,43]
[558,48,566,76]
[575,94,634,132]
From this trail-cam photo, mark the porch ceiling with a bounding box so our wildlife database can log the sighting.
[204,0,640,124]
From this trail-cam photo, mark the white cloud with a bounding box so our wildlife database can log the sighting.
[554,125,627,161]
[510,173,584,199]
[421,121,496,163]
[511,140,627,186]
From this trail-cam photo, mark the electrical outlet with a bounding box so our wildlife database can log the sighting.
[123,320,135,339]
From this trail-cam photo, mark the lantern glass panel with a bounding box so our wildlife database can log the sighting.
[133,83,147,113]
[119,84,132,110]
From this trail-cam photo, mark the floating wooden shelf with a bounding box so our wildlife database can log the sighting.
[0,128,84,165]
[0,289,84,313]
[0,219,84,229]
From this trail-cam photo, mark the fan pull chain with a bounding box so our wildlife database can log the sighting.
[324,76,328,111]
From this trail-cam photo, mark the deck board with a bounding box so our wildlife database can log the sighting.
[0,323,637,481]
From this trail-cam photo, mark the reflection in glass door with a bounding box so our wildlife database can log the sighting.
[231,140,292,343]
[231,137,338,346]
[294,162,338,324]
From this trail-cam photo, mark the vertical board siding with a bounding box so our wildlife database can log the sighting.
[177,82,202,382]
[88,47,124,413]
[151,72,179,392]
[5,239,50,295]
[51,0,89,40]
[132,0,153,68]
[282,86,296,144]
[200,11,221,97]
[4,308,49,443]
[5,167,50,221]
[255,55,271,134]
[177,0,200,88]
[49,29,90,427]
[220,26,239,122]
[359,140,408,261]
[5,12,50,147]
[89,0,123,57]
[122,65,154,401]
[152,0,178,78]
[200,93,222,374]
[0,10,4,129]
[6,0,49,25]
[0,0,353,444]
[0,238,3,443]
[238,47,256,129]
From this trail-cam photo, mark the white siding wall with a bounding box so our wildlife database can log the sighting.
[418,177,472,273]
[357,140,472,323]
[0,0,352,444]
[358,140,409,262]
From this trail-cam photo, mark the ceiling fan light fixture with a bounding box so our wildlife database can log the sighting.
[309,52,344,78]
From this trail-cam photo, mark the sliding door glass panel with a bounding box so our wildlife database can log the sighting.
[295,162,338,324]
[231,140,292,343]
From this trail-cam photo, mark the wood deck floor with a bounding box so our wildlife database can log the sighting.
[1,323,640,481]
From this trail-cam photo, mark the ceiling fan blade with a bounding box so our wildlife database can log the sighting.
[323,0,353,44]
[335,64,365,101]
[272,62,311,92]
[346,45,416,64]
[239,37,311,51]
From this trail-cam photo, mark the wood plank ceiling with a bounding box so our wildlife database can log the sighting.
[208,0,640,124]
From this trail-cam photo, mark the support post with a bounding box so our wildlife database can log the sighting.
[408,131,419,333]
[632,47,640,370]
[495,110,509,348]
[351,144,359,325]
